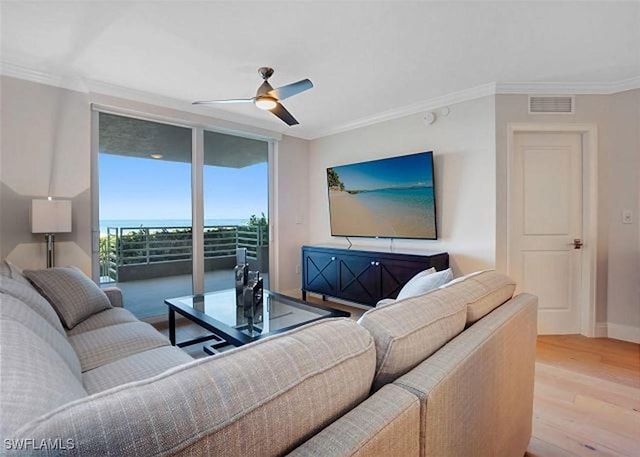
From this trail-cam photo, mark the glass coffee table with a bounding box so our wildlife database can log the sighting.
[165,289,349,352]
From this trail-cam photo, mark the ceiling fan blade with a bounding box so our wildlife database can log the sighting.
[270,103,299,126]
[192,98,254,105]
[267,79,313,101]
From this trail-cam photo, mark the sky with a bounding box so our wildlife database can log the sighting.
[330,152,434,191]
[99,154,268,221]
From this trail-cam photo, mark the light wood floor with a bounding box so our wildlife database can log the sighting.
[156,300,640,457]
[526,335,640,457]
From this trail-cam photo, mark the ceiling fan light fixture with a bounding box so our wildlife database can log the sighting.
[254,96,278,110]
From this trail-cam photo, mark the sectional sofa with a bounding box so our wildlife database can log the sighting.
[0,262,537,456]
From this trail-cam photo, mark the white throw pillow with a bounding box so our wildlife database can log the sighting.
[396,267,453,300]
[376,269,435,305]
[395,267,435,299]
[395,267,439,300]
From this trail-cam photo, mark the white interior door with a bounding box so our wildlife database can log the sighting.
[509,132,583,334]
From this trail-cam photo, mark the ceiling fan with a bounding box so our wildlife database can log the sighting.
[193,67,313,126]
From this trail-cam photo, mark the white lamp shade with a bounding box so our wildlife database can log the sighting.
[31,199,72,233]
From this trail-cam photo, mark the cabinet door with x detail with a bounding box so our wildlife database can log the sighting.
[303,251,338,296]
[337,255,379,305]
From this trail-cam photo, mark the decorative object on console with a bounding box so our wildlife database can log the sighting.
[31,198,72,268]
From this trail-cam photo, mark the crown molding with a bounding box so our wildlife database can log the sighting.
[0,61,294,141]
[306,82,497,139]
[0,61,89,92]
[308,76,640,139]
[611,76,640,93]
[496,76,640,95]
[2,60,638,141]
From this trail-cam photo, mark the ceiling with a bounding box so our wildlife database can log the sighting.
[1,1,639,139]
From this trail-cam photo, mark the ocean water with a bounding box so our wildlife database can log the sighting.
[100,219,248,235]
[351,187,436,236]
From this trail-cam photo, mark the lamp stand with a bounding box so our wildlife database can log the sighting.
[45,233,55,268]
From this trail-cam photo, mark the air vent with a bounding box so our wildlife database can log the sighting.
[528,95,574,114]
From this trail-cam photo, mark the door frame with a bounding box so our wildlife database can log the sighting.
[506,123,598,337]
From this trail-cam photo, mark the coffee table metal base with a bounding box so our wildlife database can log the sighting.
[169,307,228,350]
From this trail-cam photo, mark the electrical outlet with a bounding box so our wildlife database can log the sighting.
[622,209,633,224]
[295,264,301,275]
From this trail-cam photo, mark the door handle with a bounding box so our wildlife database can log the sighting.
[571,239,583,249]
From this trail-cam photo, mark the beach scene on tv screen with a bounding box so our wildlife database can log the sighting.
[327,152,436,239]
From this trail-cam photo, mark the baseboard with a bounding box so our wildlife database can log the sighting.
[606,323,640,344]
[594,322,640,344]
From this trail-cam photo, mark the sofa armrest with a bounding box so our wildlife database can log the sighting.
[394,293,538,457]
[102,287,124,308]
[287,384,420,457]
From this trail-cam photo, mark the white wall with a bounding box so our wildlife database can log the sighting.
[273,136,310,292]
[606,90,640,337]
[1,76,92,271]
[495,90,640,340]
[308,96,497,275]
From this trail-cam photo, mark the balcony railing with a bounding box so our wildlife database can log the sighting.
[99,225,268,284]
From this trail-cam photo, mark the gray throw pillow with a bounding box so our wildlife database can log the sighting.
[396,267,453,300]
[24,267,112,329]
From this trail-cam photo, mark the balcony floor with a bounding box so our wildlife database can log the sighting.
[103,269,269,320]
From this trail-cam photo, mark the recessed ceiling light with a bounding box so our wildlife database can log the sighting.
[149,153,163,159]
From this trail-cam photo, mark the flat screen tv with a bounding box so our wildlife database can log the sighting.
[326,151,437,240]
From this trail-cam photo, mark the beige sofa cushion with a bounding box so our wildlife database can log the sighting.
[67,307,139,336]
[289,384,420,457]
[358,286,467,391]
[0,320,87,440]
[15,318,376,457]
[83,346,193,394]
[69,321,170,372]
[1,293,81,379]
[0,259,32,287]
[440,270,516,324]
[24,267,112,329]
[0,275,65,334]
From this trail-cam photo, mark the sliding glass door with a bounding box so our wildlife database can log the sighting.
[95,111,271,320]
[203,130,269,290]
[98,112,193,319]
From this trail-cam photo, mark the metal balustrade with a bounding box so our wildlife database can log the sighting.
[99,225,268,283]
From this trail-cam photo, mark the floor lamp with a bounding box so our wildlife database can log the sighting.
[31,199,72,268]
